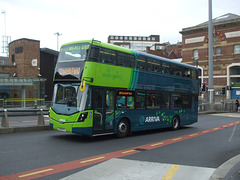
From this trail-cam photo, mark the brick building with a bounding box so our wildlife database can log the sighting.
[146,42,182,60]
[0,38,58,107]
[180,13,240,99]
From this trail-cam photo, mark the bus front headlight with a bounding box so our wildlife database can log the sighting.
[78,112,88,122]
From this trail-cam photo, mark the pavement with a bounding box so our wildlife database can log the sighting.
[61,158,216,180]
[0,109,240,180]
[60,156,240,180]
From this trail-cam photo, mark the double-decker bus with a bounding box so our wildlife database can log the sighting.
[49,40,199,137]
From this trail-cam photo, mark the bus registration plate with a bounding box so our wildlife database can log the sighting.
[58,127,66,132]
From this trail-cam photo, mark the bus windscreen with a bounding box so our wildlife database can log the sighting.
[58,43,90,62]
[54,43,90,80]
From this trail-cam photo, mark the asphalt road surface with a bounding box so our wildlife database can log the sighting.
[0,113,240,179]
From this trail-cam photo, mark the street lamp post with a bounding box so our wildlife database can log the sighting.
[1,10,6,37]
[208,0,214,103]
[54,32,62,51]
[1,10,7,56]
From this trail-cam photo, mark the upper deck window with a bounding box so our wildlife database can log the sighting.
[137,56,146,70]
[99,48,116,65]
[182,68,191,78]
[162,62,170,74]
[117,52,135,68]
[147,58,161,73]
[192,69,198,80]
[171,64,183,76]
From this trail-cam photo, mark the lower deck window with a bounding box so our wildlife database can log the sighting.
[116,95,134,109]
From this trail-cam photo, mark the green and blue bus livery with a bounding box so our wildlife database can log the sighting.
[49,40,199,137]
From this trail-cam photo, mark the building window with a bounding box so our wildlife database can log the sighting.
[152,37,155,41]
[15,46,23,53]
[147,37,150,41]
[216,47,221,55]
[138,37,141,40]
[234,45,240,54]
[124,37,128,40]
[143,37,146,41]
[0,60,4,65]
[193,49,198,59]
[12,54,15,64]
[115,36,119,40]
[110,36,114,39]
[120,36,123,40]
[134,37,137,40]
[129,37,132,40]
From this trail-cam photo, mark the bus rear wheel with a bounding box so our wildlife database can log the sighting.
[117,119,129,138]
[172,116,180,130]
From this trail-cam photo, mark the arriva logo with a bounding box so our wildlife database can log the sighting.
[139,116,160,125]
[145,116,160,123]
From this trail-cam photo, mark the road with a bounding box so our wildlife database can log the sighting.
[0,113,240,179]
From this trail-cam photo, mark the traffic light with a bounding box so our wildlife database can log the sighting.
[202,83,206,91]
[226,86,232,90]
[221,87,226,94]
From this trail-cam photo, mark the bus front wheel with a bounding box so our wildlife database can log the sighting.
[172,116,180,130]
[117,119,129,138]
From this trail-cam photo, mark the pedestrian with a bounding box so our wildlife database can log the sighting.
[235,98,239,112]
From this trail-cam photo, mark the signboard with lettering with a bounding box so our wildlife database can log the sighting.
[60,44,90,52]
[58,67,81,76]
[117,91,134,96]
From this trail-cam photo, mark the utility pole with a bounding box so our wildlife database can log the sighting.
[208,0,214,103]
[54,32,62,51]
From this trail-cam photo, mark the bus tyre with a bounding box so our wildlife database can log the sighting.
[172,116,180,130]
[117,119,129,138]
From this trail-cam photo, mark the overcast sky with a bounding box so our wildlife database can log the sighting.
[0,0,239,55]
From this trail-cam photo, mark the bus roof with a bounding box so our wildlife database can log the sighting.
[135,51,198,70]
[61,40,198,70]
[61,40,132,54]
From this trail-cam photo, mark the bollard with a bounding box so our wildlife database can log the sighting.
[34,100,37,109]
[38,109,45,125]
[1,109,9,128]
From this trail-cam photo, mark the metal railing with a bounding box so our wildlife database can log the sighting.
[198,101,236,113]
[0,98,45,108]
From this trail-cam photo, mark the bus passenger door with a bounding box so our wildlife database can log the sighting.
[93,88,114,133]
[105,90,114,130]
[93,88,104,132]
